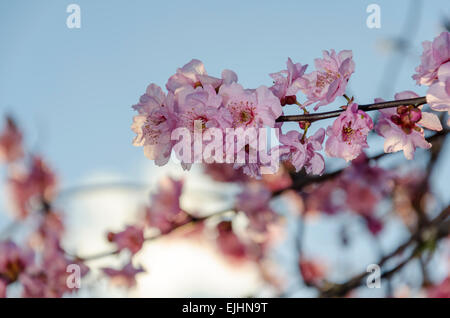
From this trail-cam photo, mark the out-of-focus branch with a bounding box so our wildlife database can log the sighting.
[319,205,450,297]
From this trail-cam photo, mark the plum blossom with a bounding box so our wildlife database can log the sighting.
[102,262,145,288]
[278,128,325,175]
[215,221,248,261]
[426,61,450,126]
[235,184,276,234]
[269,58,308,105]
[375,91,442,160]
[300,50,355,109]
[166,59,237,94]
[413,31,450,86]
[299,259,326,285]
[8,156,57,219]
[325,103,373,162]
[219,83,282,128]
[146,177,190,234]
[107,225,145,255]
[0,241,34,284]
[0,117,23,163]
[132,85,177,166]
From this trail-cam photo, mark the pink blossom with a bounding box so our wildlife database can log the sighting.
[216,221,248,261]
[146,177,190,234]
[177,84,229,131]
[269,58,308,105]
[375,91,442,160]
[413,31,450,86]
[299,259,326,285]
[427,276,450,298]
[0,241,34,284]
[102,262,145,288]
[300,50,355,109]
[0,117,23,163]
[132,85,177,166]
[278,128,325,175]
[426,61,450,125]
[219,83,282,128]
[325,103,373,162]
[8,156,57,219]
[107,225,145,255]
[203,163,249,183]
[166,59,237,94]
[0,279,6,298]
[235,184,276,233]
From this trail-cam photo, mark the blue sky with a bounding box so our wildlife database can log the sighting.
[0,0,449,297]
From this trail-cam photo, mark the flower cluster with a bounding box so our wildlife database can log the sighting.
[133,33,449,177]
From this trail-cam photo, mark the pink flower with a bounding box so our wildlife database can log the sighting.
[102,262,145,288]
[177,84,228,131]
[8,156,57,219]
[270,58,308,105]
[300,50,355,109]
[0,241,34,284]
[299,259,326,285]
[107,225,145,255]
[427,276,450,298]
[375,91,442,160]
[235,184,276,233]
[166,59,237,94]
[278,128,325,175]
[146,177,190,234]
[219,83,282,128]
[426,61,450,126]
[413,31,450,86]
[132,85,177,166]
[325,103,373,162]
[203,163,249,183]
[0,279,6,298]
[0,117,23,163]
[215,221,248,261]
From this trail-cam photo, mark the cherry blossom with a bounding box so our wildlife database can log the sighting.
[300,49,355,109]
[0,117,23,163]
[102,262,145,288]
[325,103,373,162]
[107,225,145,255]
[413,31,450,86]
[375,91,442,160]
[269,58,308,105]
[166,59,237,94]
[426,61,450,126]
[278,128,325,175]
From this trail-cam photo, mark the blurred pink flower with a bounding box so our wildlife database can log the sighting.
[8,156,57,219]
[300,49,355,109]
[166,59,237,94]
[278,128,325,175]
[102,262,145,288]
[413,31,450,86]
[0,241,34,284]
[235,184,276,233]
[299,259,326,285]
[269,58,308,105]
[325,103,373,162]
[216,221,248,261]
[146,177,190,234]
[375,91,441,160]
[427,276,450,298]
[219,83,282,128]
[107,225,145,255]
[0,117,23,163]
[0,279,6,298]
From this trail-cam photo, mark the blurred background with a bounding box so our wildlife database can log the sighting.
[0,0,449,297]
